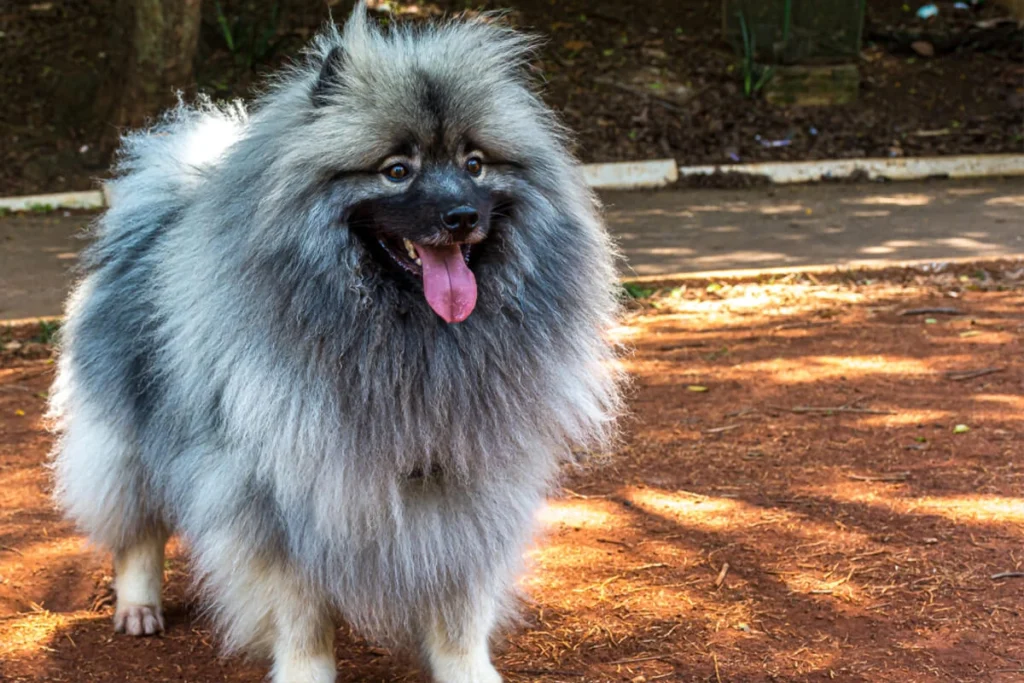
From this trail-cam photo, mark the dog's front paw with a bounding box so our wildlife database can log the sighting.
[114,603,164,636]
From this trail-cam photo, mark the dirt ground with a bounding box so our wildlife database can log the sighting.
[1,263,1023,682]
[2,0,1021,196]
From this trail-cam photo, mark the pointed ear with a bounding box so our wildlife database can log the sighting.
[311,45,346,108]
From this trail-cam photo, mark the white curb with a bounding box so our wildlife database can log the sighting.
[1,155,1022,212]
[0,190,105,212]
[582,159,679,190]
[677,154,1024,184]
[0,161,680,212]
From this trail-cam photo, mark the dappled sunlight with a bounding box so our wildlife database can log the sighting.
[946,187,995,197]
[537,499,621,530]
[936,236,1006,252]
[898,495,1024,525]
[626,487,871,548]
[858,235,1007,256]
[820,486,1024,526]
[759,204,807,215]
[685,250,791,268]
[728,354,935,384]
[841,193,933,207]
[0,610,102,661]
[0,536,94,577]
[628,488,752,531]
[603,182,1023,279]
[632,246,696,257]
[972,393,1024,409]
[985,195,1024,207]
[778,570,865,604]
[858,409,953,426]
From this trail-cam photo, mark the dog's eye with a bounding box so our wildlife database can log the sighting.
[465,157,483,176]
[385,163,409,182]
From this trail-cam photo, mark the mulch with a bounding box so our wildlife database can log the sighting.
[1,0,1021,197]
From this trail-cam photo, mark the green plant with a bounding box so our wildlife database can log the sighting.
[736,8,774,97]
[214,1,281,69]
[34,320,60,345]
[214,1,236,52]
[621,282,654,299]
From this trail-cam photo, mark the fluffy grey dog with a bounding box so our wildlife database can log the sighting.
[50,3,620,681]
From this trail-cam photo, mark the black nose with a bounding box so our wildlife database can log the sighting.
[440,206,479,232]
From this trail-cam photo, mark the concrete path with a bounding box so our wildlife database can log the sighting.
[2,178,1022,320]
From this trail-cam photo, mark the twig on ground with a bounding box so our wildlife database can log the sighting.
[704,424,741,434]
[769,404,895,415]
[847,472,910,483]
[608,654,675,666]
[596,538,631,548]
[899,307,964,316]
[0,545,24,556]
[562,488,609,500]
[714,562,730,589]
[990,571,1024,580]
[945,367,1004,382]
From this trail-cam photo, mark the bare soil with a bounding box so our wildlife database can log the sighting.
[2,0,1021,196]
[1,264,1022,681]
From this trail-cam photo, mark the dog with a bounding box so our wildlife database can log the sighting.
[50,3,621,681]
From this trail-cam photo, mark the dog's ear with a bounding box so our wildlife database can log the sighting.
[311,45,346,108]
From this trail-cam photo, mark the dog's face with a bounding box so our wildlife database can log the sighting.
[297,18,560,325]
[343,138,512,323]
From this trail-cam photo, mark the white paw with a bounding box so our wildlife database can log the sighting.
[430,655,502,683]
[114,603,164,636]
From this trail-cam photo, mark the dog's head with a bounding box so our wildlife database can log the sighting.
[261,2,585,325]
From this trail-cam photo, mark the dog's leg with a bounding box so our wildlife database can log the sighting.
[268,585,336,683]
[191,525,336,681]
[113,529,168,636]
[422,590,502,683]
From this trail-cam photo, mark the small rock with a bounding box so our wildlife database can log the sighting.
[911,41,935,57]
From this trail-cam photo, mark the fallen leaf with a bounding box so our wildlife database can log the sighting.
[924,318,938,324]
[687,385,709,392]
[953,424,970,434]
[563,40,589,52]
[14,409,25,417]
[959,330,981,338]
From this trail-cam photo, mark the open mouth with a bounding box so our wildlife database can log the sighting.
[375,235,478,324]
[377,236,473,278]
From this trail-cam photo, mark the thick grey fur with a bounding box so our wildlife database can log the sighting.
[50,1,621,669]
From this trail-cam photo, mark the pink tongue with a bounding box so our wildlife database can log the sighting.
[415,244,477,323]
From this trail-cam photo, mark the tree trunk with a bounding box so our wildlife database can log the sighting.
[113,0,202,129]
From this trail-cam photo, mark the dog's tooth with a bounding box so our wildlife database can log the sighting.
[414,257,422,266]
[403,238,417,260]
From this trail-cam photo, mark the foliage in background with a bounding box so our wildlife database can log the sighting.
[736,6,775,97]
[213,1,282,69]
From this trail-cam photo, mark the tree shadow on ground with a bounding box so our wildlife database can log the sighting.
[0,278,1021,681]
